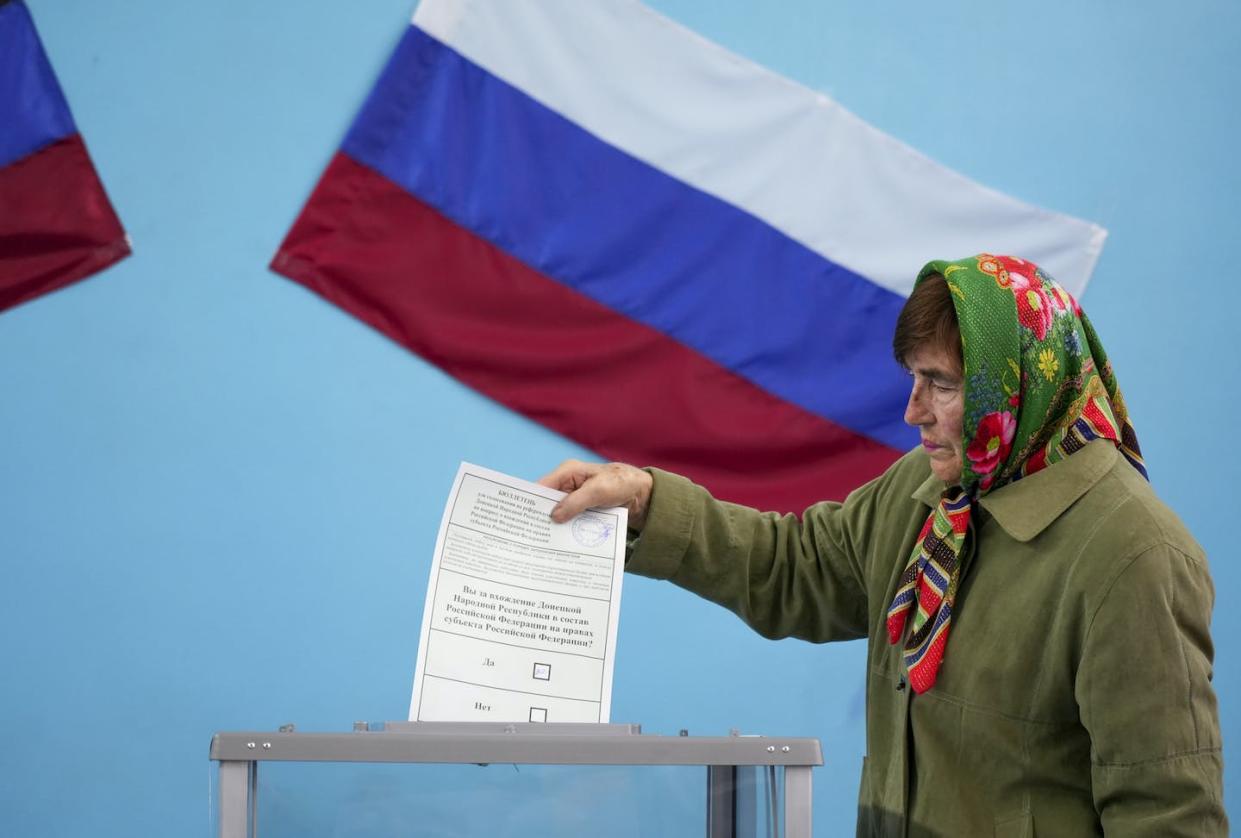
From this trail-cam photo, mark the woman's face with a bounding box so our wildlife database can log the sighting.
[903,343,966,485]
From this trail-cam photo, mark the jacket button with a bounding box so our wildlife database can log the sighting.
[896,676,906,691]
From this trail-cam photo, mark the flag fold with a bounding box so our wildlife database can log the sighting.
[0,0,129,314]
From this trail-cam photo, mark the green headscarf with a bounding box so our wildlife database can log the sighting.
[925,253,1144,491]
[886,254,1145,694]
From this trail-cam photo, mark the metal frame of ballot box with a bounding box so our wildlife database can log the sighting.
[210,722,823,838]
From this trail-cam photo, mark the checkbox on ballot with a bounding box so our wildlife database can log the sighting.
[532,662,552,681]
[529,707,548,723]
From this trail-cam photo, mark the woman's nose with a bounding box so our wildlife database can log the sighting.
[904,384,931,427]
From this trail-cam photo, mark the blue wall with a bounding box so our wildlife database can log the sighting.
[2,1,1238,835]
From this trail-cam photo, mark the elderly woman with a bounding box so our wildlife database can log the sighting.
[541,255,1224,836]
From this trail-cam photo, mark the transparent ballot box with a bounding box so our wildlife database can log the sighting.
[209,722,823,837]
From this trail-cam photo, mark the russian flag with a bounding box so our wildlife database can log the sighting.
[272,0,1105,513]
[0,0,129,314]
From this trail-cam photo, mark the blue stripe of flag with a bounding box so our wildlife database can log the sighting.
[341,25,917,450]
[0,1,76,169]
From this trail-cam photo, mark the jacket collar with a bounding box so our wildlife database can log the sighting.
[909,440,1118,542]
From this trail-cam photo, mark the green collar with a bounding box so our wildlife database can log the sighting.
[910,440,1118,542]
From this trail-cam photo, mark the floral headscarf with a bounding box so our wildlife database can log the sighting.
[885,254,1145,693]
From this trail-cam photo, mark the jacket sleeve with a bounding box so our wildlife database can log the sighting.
[1076,543,1227,836]
[624,466,897,642]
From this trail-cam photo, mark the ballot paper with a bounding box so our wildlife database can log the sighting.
[408,462,627,723]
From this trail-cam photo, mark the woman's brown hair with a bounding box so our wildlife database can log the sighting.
[892,273,962,368]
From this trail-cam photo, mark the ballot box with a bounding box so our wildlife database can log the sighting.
[209,722,823,837]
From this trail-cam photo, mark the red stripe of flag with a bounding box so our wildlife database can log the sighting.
[0,134,129,312]
[273,152,901,511]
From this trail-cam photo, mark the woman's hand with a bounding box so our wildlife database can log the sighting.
[538,460,654,531]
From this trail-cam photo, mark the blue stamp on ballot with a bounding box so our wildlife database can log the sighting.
[572,513,613,548]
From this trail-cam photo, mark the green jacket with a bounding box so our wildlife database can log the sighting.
[627,441,1224,836]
